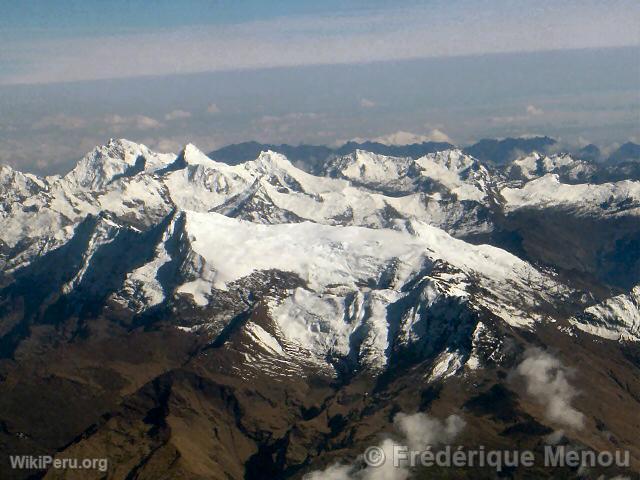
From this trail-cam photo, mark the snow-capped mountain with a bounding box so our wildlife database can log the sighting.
[501,174,640,216]
[570,285,640,341]
[1,141,498,273]
[506,152,596,183]
[1,139,639,479]
[2,139,638,356]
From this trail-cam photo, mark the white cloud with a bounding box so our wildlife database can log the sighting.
[600,141,622,158]
[135,116,163,129]
[305,439,406,480]
[526,104,544,116]
[304,463,352,480]
[544,430,565,445]
[103,114,162,131]
[363,438,409,480]
[424,129,453,143]
[368,128,452,145]
[394,412,465,451]
[514,348,585,430]
[206,103,221,114]
[164,109,192,121]
[304,412,464,480]
[360,98,376,108]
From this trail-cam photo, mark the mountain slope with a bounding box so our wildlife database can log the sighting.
[0,139,638,479]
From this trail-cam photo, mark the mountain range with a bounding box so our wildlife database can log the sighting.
[208,137,640,172]
[0,138,638,479]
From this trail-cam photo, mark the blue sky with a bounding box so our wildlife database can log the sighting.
[2,0,637,84]
[0,1,638,173]
[1,0,398,33]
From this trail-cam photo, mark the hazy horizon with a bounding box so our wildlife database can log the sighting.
[1,0,638,175]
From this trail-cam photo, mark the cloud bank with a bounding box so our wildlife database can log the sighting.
[2,1,638,85]
[370,129,453,145]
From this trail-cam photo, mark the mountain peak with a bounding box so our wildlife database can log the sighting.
[1,136,639,479]
[176,143,218,167]
[106,137,143,149]
[0,163,48,207]
[62,139,176,189]
[63,139,148,189]
[421,148,476,172]
[324,149,415,186]
[181,143,213,164]
[248,150,296,172]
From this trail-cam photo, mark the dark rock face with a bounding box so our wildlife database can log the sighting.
[463,137,557,165]
[609,142,640,164]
